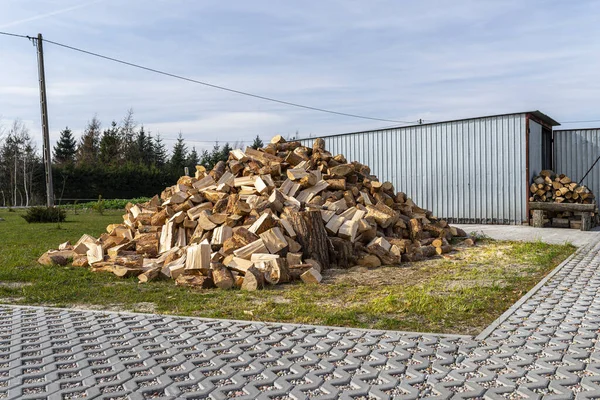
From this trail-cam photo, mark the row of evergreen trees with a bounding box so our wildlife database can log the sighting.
[0,110,266,205]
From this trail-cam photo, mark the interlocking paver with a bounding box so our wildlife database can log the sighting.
[3,236,600,398]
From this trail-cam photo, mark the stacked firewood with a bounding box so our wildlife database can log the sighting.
[530,170,595,204]
[39,136,469,291]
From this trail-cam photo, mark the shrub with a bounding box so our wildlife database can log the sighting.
[22,207,67,223]
[93,196,105,215]
[58,197,152,210]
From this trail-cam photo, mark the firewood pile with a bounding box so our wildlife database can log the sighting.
[528,170,597,229]
[530,170,595,204]
[39,136,471,291]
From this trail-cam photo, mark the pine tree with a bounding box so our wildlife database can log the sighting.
[53,127,77,164]
[199,149,210,169]
[76,116,101,166]
[220,142,232,162]
[119,108,136,162]
[187,147,199,171]
[170,132,188,175]
[152,133,167,167]
[99,121,121,166]
[251,135,263,149]
[134,125,153,166]
[209,143,222,170]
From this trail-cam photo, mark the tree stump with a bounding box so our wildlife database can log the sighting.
[289,210,330,270]
[329,237,354,268]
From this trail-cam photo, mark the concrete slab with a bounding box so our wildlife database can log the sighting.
[455,223,600,246]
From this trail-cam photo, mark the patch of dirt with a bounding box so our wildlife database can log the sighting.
[0,297,25,303]
[0,282,32,289]
[315,297,365,308]
[322,261,442,287]
[131,302,157,313]
[323,266,419,286]
[250,295,291,306]
[322,243,535,290]
[443,279,508,290]
[72,302,157,314]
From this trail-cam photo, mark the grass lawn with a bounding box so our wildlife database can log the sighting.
[0,208,575,335]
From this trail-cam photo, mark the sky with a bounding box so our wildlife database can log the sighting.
[1,0,600,154]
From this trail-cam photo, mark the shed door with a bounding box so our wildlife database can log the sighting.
[542,127,552,170]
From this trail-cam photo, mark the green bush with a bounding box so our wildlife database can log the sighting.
[59,197,151,211]
[22,207,67,223]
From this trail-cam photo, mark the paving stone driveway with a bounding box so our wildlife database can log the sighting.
[2,237,600,399]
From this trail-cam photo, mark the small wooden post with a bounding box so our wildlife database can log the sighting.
[532,210,544,228]
[581,212,592,231]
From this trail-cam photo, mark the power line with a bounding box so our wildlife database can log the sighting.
[0,31,30,39]
[160,137,251,144]
[0,31,415,124]
[7,31,599,129]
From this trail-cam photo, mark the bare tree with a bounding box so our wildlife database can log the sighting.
[0,120,38,206]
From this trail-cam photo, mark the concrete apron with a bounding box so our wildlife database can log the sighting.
[455,223,600,247]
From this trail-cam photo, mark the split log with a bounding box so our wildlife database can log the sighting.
[248,213,276,235]
[287,168,310,181]
[211,225,233,246]
[264,258,291,285]
[175,274,215,289]
[463,238,476,246]
[185,242,211,271]
[259,227,289,254]
[138,267,161,283]
[325,178,346,191]
[338,220,358,243]
[241,266,265,291]
[212,264,234,289]
[357,254,381,268]
[136,233,159,257]
[329,237,354,268]
[289,210,331,270]
[288,264,313,280]
[295,180,329,203]
[436,245,453,255]
[38,250,71,266]
[366,203,398,228]
[417,245,437,258]
[409,218,423,240]
[222,228,259,254]
[329,164,354,177]
[233,239,269,260]
[159,220,176,253]
[226,257,254,274]
[286,252,303,266]
[325,215,346,235]
[113,266,144,278]
[86,243,104,265]
[300,268,322,284]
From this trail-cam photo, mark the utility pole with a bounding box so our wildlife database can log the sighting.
[35,33,54,207]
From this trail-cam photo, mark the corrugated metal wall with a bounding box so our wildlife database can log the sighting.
[554,129,600,200]
[300,114,528,224]
[528,120,543,179]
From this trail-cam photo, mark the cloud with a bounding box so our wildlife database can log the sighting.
[0,0,104,29]
[2,0,600,155]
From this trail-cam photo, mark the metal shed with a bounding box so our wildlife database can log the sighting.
[299,111,559,224]
[554,128,600,200]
